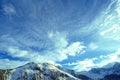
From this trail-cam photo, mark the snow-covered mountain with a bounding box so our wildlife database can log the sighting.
[79,62,120,80]
[1,62,120,80]
[0,62,82,80]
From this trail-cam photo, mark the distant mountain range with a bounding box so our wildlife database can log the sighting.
[1,62,120,80]
[79,62,120,80]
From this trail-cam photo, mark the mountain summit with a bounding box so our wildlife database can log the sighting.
[1,62,120,80]
[0,62,82,80]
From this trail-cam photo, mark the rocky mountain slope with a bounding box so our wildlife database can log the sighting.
[0,62,82,80]
[1,62,120,80]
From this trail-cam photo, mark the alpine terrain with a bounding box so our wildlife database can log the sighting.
[1,62,120,80]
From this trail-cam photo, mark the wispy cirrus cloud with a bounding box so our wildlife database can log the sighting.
[88,42,98,50]
[0,31,86,69]
[65,48,120,71]
[0,59,28,69]
[31,31,86,62]
[99,0,120,41]
[82,0,120,52]
[8,47,29,57]
[2,3,16,16]
[0,0,116,70]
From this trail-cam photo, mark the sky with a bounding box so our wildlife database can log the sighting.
[0,0,120,71]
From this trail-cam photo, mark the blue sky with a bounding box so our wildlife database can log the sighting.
[0,0,120,71]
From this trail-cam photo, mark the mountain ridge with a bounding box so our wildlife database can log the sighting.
[0,62,81,80]
[79,62,120,80]
[1,62,120,80]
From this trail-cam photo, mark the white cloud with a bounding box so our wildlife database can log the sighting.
[36,41,86,62]
[99,0,120,41]
[0,0,114,70]
[88,42,98,50]
[63,42,85,56]
[45,31,86,62]
[94,49,120,68]
[100,24,120,41]
[48,31,68,48]
[77,4,120,66]
[65,58,97,71]
[67,48,120,72]
[73,59,95,71]
[100,25,119,36]
[48,31,54,38]
[8,47,29,57]
[107,48,120,62]
[0,59,28,69]
[0,31,86,68]
[0,31,70,64]
[84,0,120,52]
[3,4,16,15]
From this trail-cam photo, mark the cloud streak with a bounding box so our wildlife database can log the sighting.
[66,48,120,71]
[2,4,16,15]
[0,0,118,70]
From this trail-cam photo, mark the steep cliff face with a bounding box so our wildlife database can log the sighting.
[0,62,81,80]
[0,70,5,80]
[0,69,14,80]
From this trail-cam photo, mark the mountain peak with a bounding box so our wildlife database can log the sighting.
[1,62,120,80]
[0,62,81,80]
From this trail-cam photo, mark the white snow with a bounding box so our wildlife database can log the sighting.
[3,62,81,80]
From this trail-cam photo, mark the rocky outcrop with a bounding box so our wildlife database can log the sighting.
[0,62,81,80]
[2,62,120,80]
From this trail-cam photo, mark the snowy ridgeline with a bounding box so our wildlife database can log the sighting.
[79,62,120,80]
[0,62,81,80]
[1,62,120,80]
